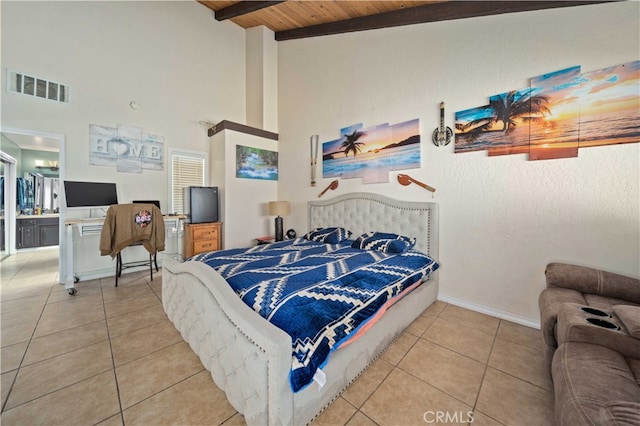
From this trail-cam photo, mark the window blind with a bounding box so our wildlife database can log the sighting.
[171,154,205,214]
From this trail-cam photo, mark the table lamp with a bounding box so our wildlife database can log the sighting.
[269,201,290,242]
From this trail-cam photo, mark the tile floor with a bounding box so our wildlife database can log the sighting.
[1,248,554,425]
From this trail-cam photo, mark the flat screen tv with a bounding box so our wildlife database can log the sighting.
[64,181,118,208]
[184,186,218,224]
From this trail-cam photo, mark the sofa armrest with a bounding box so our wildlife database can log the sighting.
[545,263,640,305]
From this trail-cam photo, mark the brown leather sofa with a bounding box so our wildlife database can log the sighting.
[539,263,640,425]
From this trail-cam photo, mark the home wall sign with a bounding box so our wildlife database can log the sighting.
[89,124,164,173]
[454,60,640,160]
[322,118,421,184]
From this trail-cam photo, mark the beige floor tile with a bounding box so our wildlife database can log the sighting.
[106,303,168,338]
[1,305,42,330]
[0,284,51,302]
[104,292,161,318]
[221,413,246,425]
[439,304,500,336]
[102,271,151,290]
[101,281,155,304]
[496,320,542,351]
[470,410,506,425]
[1,370,17,408]
[122,370,236,425]
[46,281,103,303]
[0,320,37,348]
[361,368,472,426]
[116,341,204,409]
[342,357,394,408]
[110,320,182,366]
[313,397,357,425]
[1,293,49,315]
[475,368,554,426]
[488,337,552,391]
[424,318,495,363]
[5,340,113,409]
[1,341,28,373]
[405,310,437,337]
[33,298,105,337]
[346,411,378,426]
[425,300,448,316]
[0,370,120,425]
[150,280,162,297]
[23,320,108,366]
[96,413,124,426]
[399,339,485,406]
[379,332,418,366]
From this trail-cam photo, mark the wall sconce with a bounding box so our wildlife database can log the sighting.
[269,201,290,241]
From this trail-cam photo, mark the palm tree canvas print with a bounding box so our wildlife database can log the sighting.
[322,119,421,184]
[487,89,542,156]
[529,66,581,160]
[454,60,639,160]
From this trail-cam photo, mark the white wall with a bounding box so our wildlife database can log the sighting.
[211,129,278,249]
[1,1,245,209]
[277,2,640,325]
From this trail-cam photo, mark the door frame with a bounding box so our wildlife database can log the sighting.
[0,127,65,280]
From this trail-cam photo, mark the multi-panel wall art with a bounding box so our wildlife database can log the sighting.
[89,124,164,173]
[455,60,640,160]
[322,118,421,184]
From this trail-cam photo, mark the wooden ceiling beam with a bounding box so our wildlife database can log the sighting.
[214,1,285,21]
[275,1,616,41]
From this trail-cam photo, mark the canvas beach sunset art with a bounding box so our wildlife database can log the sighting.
[322,119,420,184]
[454,60,639,160]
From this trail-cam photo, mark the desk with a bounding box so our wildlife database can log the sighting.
[63,215,184,294]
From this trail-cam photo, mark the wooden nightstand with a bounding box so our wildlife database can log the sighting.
[183,222,221,258]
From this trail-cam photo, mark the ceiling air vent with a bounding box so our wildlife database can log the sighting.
[6,70,70,103]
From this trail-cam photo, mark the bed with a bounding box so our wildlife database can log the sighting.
[161,192,439,425]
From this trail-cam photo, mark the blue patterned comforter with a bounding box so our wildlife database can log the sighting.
[189,238,439,392]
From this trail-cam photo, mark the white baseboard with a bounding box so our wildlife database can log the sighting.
[438,294,541,330]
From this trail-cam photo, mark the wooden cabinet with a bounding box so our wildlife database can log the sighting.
[39,217,60,246]
[17,219,38,248]
[183,222,221,258]
[16,216,60,249]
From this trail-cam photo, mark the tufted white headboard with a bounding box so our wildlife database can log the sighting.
[308,192,439,259]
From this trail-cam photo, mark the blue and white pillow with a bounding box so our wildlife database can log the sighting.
[304,227,352,244]
[351,232,416,254]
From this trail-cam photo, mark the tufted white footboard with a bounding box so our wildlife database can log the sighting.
[162,258,294,425]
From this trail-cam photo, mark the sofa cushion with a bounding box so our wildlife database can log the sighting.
[546,263,640,305]
[552,342,640,425]
[598,401,640,425]
[614,305,640,339]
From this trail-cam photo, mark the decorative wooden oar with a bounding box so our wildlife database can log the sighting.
[318,180,339,198]
[397,174,436,193]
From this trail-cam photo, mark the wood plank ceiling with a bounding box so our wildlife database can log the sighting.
[198,0,615,41]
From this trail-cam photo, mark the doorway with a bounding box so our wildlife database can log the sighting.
[0,127,65,280]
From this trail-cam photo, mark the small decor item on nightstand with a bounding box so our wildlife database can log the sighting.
[286,229,296,239]
[269,201,290,242]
